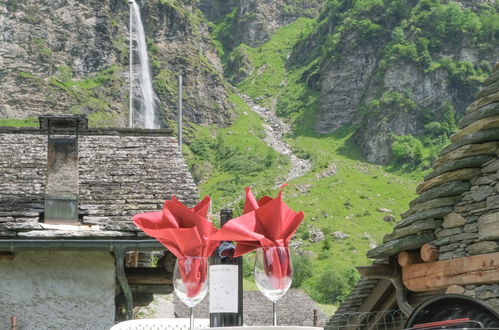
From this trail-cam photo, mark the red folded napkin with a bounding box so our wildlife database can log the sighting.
[211,186,303,289]
[212,186,304,256]
[133,196,217,297]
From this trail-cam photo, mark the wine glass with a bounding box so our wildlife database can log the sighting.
[254,246,293,326]
[173,257,209,330]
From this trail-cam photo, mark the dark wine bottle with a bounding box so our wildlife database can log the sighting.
[209,209,243,327]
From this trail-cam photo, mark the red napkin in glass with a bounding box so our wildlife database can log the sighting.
[133,196,217,297]
[211,186,304,288]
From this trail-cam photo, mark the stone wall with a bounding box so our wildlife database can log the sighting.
[366,64,499,309]
[0,251,115,329]
[0,127,199,237]
[174,289,327,327]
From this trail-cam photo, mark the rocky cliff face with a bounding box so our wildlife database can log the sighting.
[292,0,499,164]
[199,0,323,49]
[0,0,233,127]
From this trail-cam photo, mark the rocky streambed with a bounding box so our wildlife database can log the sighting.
[240,94,311,183]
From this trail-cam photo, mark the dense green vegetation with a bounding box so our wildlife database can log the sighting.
[4,0,498,309]
[183,93,290,212]
[183,16,421,306]
[0,117,38,127]
[186,0,497,306]
[293,0,498,171]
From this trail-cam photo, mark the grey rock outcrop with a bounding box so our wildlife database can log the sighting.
[291,1,499,164]
[0,0,233,126]
[198,0,324,49]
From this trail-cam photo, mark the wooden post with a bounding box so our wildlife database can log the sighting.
[313,309,318,327]
[420,243,439,262]
[178,74,183,147]
[11,315,16,330]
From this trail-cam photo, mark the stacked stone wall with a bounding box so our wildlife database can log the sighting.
[366,64,499,309]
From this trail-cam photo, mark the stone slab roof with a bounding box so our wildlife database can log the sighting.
[332,63,499,319]
[0,127,198,239]
[368,63,499,261]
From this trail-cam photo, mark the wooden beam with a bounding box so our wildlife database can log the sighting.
[358,279,392,313]
[366,292,398,330]
[125,267,172,285]
[398,251,422,267]
[420,243,439,262]
[357,264,395,279]
[402,252,499,292]
[125,251,139,267]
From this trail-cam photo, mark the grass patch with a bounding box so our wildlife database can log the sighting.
[317,303,338,317]
[243,278,258,291]
[218,16,422,304]
[184,92,291,215]
[0,117,38,127]
[238,18,316,109]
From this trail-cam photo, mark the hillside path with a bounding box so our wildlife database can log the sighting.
[240,94,311,182]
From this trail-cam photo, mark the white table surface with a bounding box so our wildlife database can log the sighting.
[201,326,323,330]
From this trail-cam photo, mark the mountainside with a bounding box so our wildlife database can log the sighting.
[2,0,499,308]
[0,0,232,126]
[289,0,499,164]
[199,0,323,49]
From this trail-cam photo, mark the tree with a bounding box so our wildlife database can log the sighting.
[312,266,359,304]
[291,253,313,288]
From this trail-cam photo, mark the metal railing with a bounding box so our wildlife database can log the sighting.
[326,310,407,330]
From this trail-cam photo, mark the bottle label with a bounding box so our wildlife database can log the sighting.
[209,264,239,313]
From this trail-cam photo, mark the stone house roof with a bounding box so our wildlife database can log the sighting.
[0,124,198,240]
[330,63,499,323]
[174,289,327,327]
[368,63,499,261]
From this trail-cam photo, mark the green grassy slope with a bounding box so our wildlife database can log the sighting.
[185,17,423,305]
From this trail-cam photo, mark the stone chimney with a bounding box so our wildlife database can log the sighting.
[39,114,87,224]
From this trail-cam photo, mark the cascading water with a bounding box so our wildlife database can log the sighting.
[130,0,158,129]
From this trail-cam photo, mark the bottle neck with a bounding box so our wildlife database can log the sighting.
[220,208,233,227]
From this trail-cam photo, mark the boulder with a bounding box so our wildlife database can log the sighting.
[332,231,350,240]
[482,158,499,173]
[475,79,499,99]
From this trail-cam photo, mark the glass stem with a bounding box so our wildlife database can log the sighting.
[190,307,194,330]
[273,301,277,326]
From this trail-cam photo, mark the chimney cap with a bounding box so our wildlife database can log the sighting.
[39,114,88,131]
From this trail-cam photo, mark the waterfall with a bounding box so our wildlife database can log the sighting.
[130,0,158,129]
